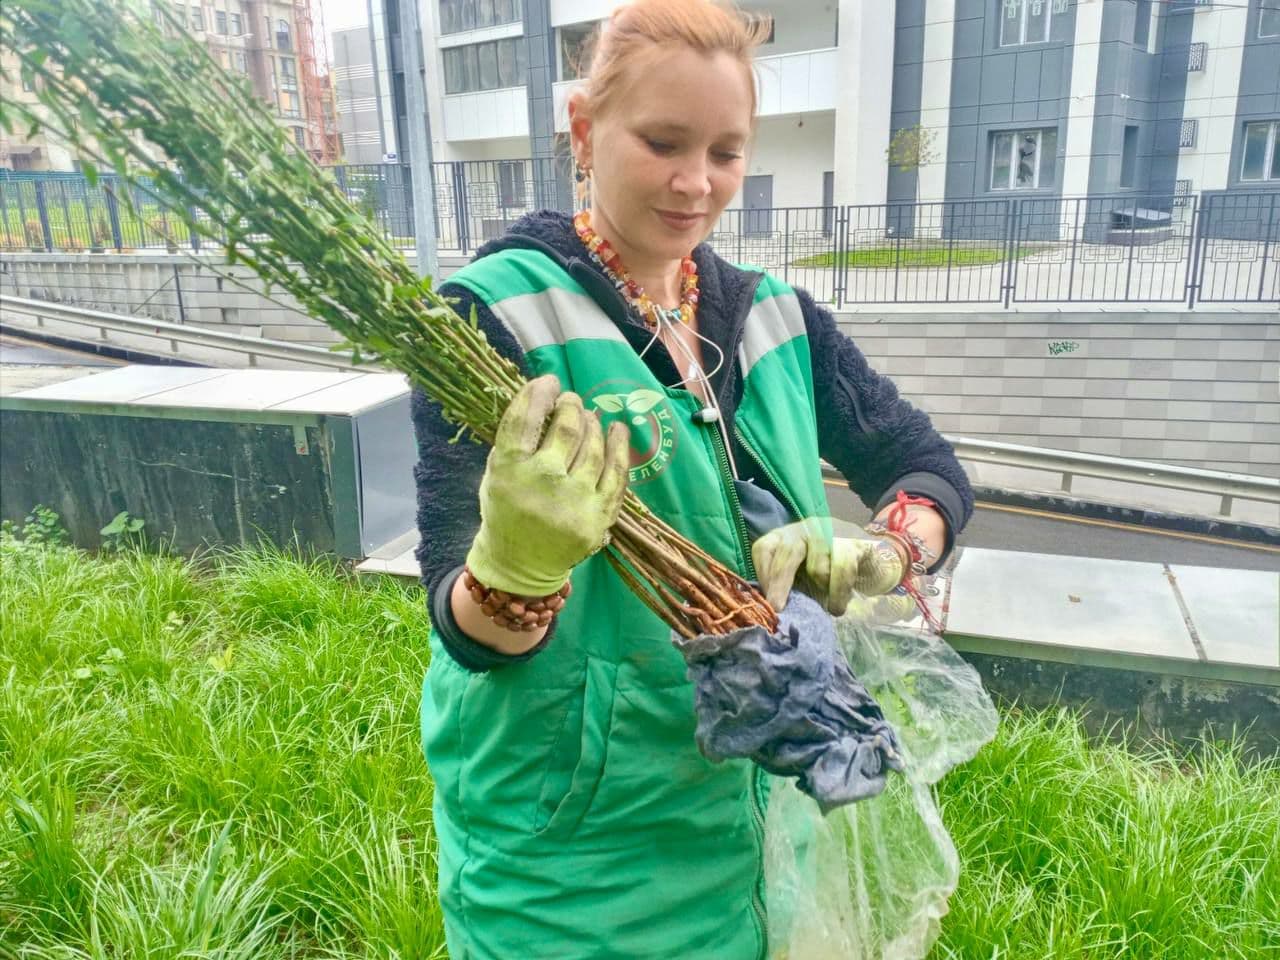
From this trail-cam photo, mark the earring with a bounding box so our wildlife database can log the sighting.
[574,161,592,210]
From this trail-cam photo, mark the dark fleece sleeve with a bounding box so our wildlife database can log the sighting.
[799,288,974,569]
[412,281,552,671]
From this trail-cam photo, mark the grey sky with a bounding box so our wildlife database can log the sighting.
[319,0,368,38]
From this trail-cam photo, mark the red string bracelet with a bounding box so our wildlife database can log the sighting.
[868,490,943,633]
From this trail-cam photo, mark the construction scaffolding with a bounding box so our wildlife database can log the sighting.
[293,0,341,164]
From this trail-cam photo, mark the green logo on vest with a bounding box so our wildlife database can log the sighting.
[584,381,678,484]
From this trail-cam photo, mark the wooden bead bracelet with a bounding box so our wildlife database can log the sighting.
[462,566,571,633]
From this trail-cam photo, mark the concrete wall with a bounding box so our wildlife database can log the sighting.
[838,311,1280,478]
[735,113,836,209]
[4,254,1276,478]
[738,0,837,57]
[0,253,344,346]
[944,0,1077,202]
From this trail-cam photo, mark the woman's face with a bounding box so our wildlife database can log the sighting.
[572,47,753,266]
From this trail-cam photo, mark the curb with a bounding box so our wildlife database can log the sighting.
[0,322,203,368]
[971,484,1280,547]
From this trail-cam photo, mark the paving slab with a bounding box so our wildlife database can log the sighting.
[356,534,420,578]
[127,369,362,411]
[268,373,410,415]
[11,365,230,403]
[0,365,100,396]
[1169,564,1280,670]
[944,547,1201,663]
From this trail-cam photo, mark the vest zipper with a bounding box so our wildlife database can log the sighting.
[706,424,757,580]
[704,410,768,957]
[749,764,769,959]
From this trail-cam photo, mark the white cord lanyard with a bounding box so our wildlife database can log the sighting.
[638,311,740,479]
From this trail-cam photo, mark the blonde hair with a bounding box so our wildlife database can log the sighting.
[576,0,772,126]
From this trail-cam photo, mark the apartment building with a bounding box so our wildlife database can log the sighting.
[0,0,339,170]
[0,46,80,171]
[374,0,1278,216]
[333,25,384,163]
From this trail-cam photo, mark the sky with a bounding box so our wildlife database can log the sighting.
[318,0,369,39]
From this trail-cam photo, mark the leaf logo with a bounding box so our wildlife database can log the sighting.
[592,389,665,424]
[583,379,678,483]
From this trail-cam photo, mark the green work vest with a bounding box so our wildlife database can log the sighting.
[421,247,831,960]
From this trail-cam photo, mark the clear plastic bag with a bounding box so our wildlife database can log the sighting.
[764,615,999,959]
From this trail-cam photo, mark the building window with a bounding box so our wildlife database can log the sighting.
[1240,120,1280,181]
[230,12,243,35]
[1187,42,1207,71]
[276,19,292,51]
[280,56,298,88]
[1261,0,1280,37]
[215,9,228,33]
[1178,118,1198,148]
[443,38,527,93]
[234,50,247,73]
[1120,125,1139,187]
[439,0,524,35]
[498,160,527,207]
[558,23,594,81]
[190,5,204,31]
[497,36,526,87]
[280,89,301,118]
[999,0,1053,47]
[293,127,308,150]
[1173,179,1192,205]
[990,128,1058,189]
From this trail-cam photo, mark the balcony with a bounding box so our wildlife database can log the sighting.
[442,86,529,141]
[753,47,837,116]
[552,47,837,133]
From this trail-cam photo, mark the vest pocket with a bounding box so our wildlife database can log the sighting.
[533,655,618,839]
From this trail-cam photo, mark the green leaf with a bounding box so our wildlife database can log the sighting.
[625,389,665,414]
[100,511,130,536]
[591,394,625,414]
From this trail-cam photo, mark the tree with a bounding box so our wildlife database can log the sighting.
[885,122,939,237]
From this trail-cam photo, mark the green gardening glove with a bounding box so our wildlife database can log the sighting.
[752,517,905,615]
[466,374,631,597]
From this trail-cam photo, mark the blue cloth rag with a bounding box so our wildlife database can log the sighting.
[672,590,904,814]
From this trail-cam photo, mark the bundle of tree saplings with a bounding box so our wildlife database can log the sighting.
[0,0,777,638]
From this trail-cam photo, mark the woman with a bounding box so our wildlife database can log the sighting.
[412,1,973,956]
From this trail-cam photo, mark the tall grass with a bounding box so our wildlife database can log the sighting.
[2,538,1277,958]
[0,538,444,958]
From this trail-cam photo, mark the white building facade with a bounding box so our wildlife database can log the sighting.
[390,0,1279,216]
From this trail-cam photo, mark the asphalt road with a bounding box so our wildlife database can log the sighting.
[0,332,118,367]
[824,480,1279,574]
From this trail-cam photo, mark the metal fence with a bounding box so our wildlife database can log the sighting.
[2,166,1275,308]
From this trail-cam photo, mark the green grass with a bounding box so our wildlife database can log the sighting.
[0,196,192,252]
[0,537,443,958]
[2,537,1277,958]
[793,244,1042,269]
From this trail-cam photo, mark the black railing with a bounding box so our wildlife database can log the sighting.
[2,166,1275,308]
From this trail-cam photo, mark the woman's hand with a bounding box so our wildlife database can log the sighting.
[465,374,631,597]
[752,517,904,614]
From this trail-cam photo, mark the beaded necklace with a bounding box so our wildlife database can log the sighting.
[573,209,699,330]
